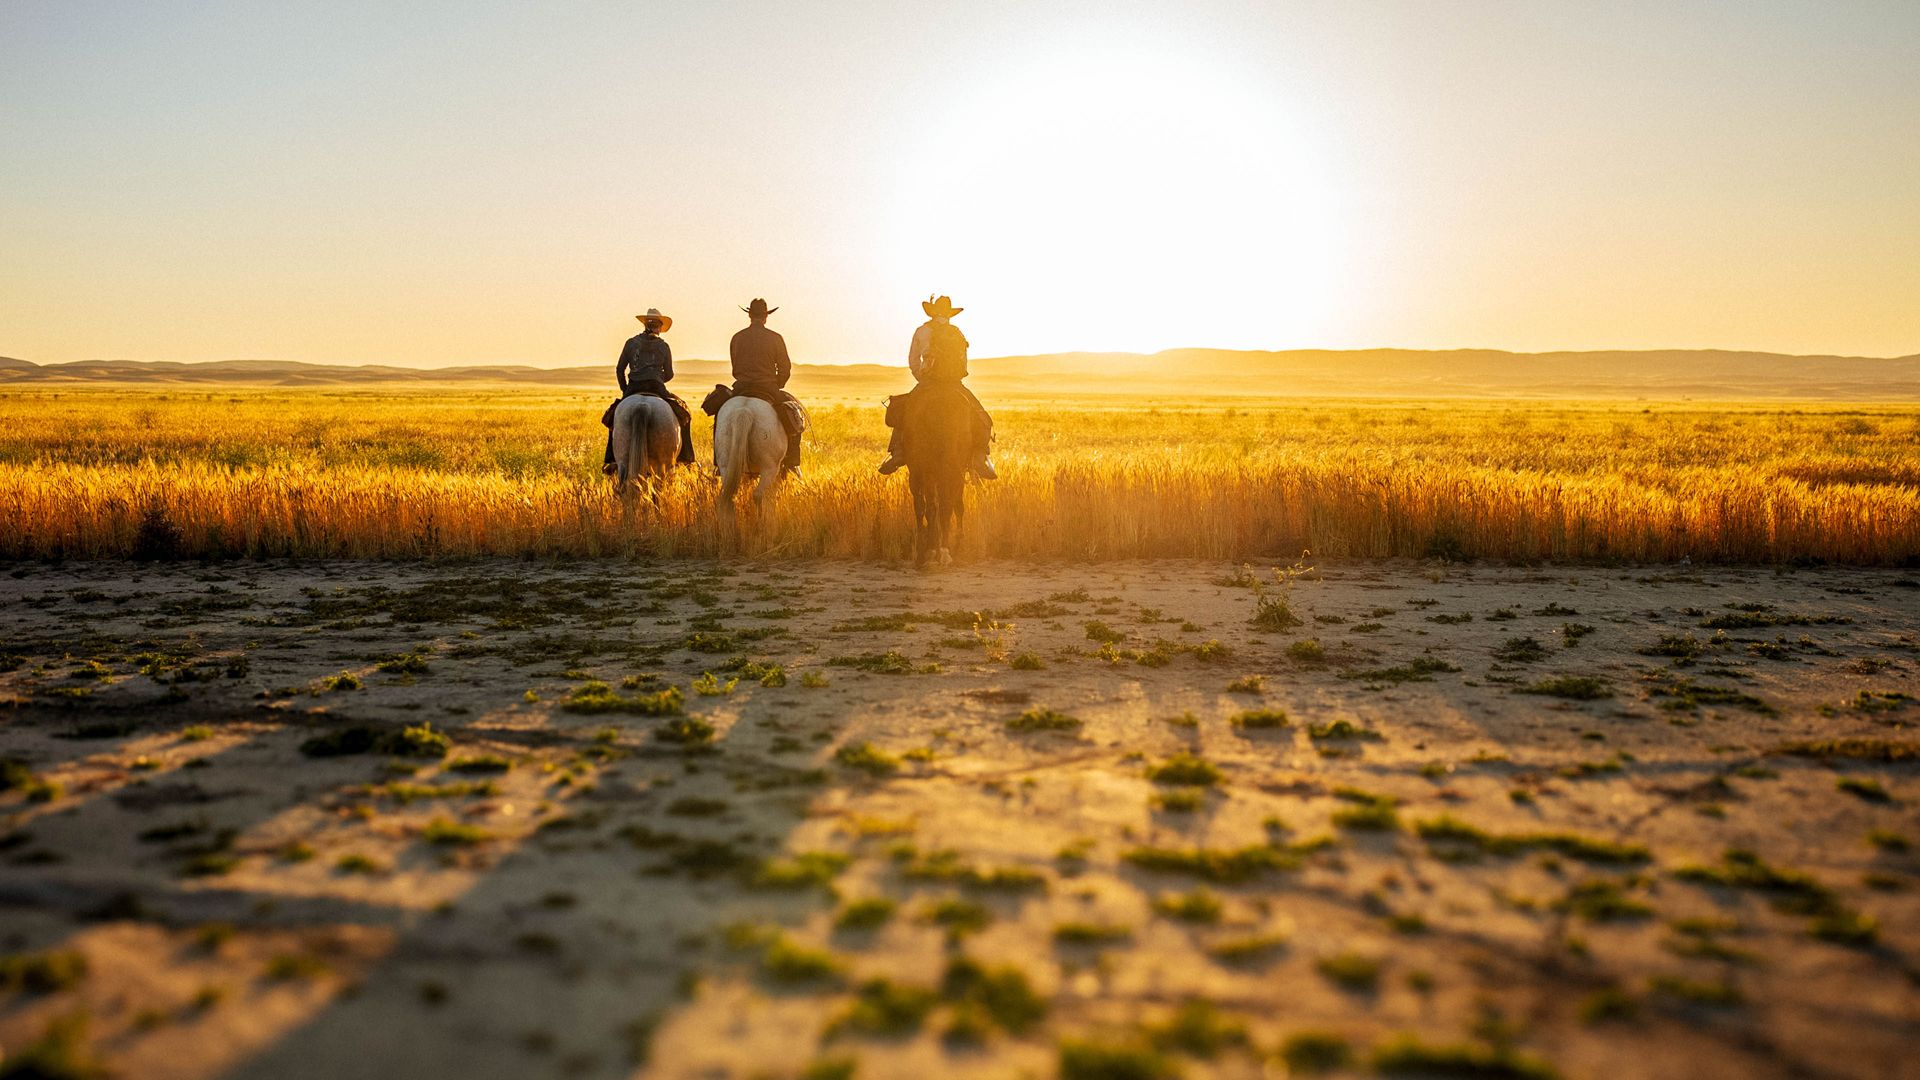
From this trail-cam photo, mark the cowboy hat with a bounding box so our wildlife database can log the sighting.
[741,298,778,318]
[922,295,963,318]
[635,308,672,332]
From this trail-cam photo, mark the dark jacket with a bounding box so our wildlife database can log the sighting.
[617,331,673,394]
[729,323,791,396]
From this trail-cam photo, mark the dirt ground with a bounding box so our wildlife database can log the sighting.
[1,557,1916,1080]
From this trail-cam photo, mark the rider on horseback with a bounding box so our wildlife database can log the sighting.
[602,308,695,473]
[878,295,996,479]
[725,298,806,474]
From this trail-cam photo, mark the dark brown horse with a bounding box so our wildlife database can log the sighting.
[902,384,973,567]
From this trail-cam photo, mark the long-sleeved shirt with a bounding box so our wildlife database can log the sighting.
[729,323,791,394]
[617,331,673,393]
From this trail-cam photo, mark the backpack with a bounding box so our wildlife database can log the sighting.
[922,322,969,381]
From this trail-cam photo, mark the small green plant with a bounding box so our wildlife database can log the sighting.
[1123,844,1295,883]
[321,670,362,692]
[1009,651,1045,670]
[1308,719,1382,741]
[942,956,1046,1035]
[1058,1038,1178,1080]
[1279,1030,1354,1074]
[1332,800,1399,831]
[264,952,331,982]
[1372,1035,1559,1079]
[1230,707,1289,729]
[1006,706,1081,732]
[1316,951,1381,990]
[1146,752,1222,786]
[1520,675,1611,700]
[691,671,738,697]
[760,936,843,984]
[921,898,993,936]
[561,682,684,716]
[1837,776,1892,803]
[826,978,938,1038]
[1145,1000,1249,1059]
[1053,921,1133,945]
[835,741,900,775]
[421,817,491,846]
[0,1011,105,1079]
[1493,636,1550,663]
[828,650,916,674]
[1225,673,1265,694]
[800,671,830,687]
[0,949,89,994]
[1287,638,1327,663]
[1152,888,1224,924]
[1152,789,1203,812]
[1205,932,1290,963]
[753,851,851,889]
[1579,986,1639,1024]
[336,849,384,876]
[833,897,897,931]
[656,715,716,744]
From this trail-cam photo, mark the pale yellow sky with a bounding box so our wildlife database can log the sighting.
[3,1,1917,367]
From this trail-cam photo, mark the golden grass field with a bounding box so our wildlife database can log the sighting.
[2,387,1918,563]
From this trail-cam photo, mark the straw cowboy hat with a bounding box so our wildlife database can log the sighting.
[922,295,963,318]
[741,298,779,318]
[635,308,672,332]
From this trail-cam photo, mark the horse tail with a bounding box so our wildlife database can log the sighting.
[717,404,752,501]
[641,400,665,482]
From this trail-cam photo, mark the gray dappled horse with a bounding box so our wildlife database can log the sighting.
[714,396,788,509]
[903,384,973,567]
[610,395,681,494]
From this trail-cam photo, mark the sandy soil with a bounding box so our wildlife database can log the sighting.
[1,557,1916,1080]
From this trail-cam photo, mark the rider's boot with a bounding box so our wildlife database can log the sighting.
[877,453,906,475]
[601,462,619,477]
[970,454,998,480]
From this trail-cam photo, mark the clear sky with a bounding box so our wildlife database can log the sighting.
[4,1,1917,366]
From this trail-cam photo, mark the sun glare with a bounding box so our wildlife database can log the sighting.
[886,42,1349,357]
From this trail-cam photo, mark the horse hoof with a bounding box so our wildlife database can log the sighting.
[939,548,953,566]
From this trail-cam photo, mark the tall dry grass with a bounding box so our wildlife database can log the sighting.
[1,388,1917,563]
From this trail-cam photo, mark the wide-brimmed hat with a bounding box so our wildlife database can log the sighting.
[741,298,778,318]
[922,295,963,318]
[635,308,672,332]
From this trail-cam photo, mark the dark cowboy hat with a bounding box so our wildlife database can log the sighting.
[634,307,671,332]
[922,295,963,318]
[740,298,779,318]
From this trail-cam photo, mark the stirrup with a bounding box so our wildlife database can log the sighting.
[877,456,905,475]
[971,459,998,480]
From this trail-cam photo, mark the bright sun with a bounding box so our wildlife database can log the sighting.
[887,41,1349,357]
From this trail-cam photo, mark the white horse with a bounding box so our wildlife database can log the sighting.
[609,395,681,493]
[714,396,788,507]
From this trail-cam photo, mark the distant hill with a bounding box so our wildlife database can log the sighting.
[3,349,1918,401]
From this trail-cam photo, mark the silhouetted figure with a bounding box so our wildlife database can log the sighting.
[603,308,695,471]
[879,295,995,479]
[727,298,805,472]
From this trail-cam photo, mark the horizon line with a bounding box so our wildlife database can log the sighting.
[8,344,1920,370]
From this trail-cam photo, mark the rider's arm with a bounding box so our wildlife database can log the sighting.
[774,334,791,388]
[907,324,929,379]
[616,338,633,394]
[658,338,674,383]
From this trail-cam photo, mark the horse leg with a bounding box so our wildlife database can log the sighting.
[909,476,929,568]
[938,468,960,565]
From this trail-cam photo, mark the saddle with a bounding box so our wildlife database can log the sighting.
[703,384,809,438]
[603,385,690,428]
